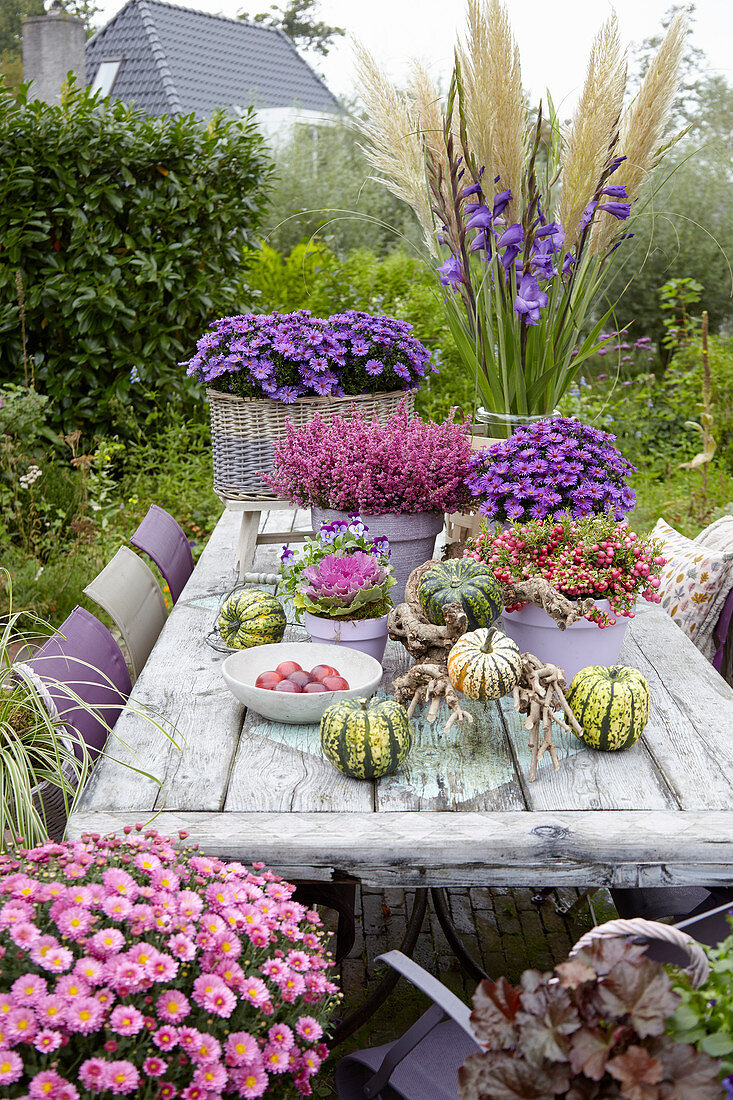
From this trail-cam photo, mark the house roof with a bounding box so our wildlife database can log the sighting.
[85,0,340,117]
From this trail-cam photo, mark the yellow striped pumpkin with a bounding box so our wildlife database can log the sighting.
[447,628,522,701]
[566,665,650,751]
[320,697,412,779]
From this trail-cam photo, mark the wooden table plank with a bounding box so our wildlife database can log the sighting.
[78,601,242,814]
[376,699,527,811]
[65,809,733,889]
[224,637,409,813]
[499,700,676,811]
[623,605,733,809]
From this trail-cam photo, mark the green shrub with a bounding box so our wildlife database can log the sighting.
[0,81,273,440]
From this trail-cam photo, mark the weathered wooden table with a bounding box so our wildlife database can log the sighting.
[68,505,733,901]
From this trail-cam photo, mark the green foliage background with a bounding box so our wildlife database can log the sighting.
[0,83,273,438]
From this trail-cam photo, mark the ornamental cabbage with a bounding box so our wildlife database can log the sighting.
[300,552,394,620]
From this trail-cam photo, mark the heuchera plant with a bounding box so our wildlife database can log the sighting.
[468,513,665,624]
[0,830,340,1099]
[458,937,723,1100]
[300,552,393,620]
[467,416,637,522]
[279,518,394,622]
[266,405,473,514]
[183,310,435,402]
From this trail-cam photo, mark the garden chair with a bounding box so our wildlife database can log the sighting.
[130,504,194,604]
[83,546,167,682]
[335,911,720,1100]
[22,606,132,760]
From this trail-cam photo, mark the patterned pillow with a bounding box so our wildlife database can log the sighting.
[652,518,733,660]
[693,515,733,553]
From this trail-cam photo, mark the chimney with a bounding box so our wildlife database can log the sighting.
[22,1,86,104]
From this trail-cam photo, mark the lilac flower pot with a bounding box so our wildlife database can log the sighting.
[311,508,444,604]
[304,612,389,664]
[502,599,632,687]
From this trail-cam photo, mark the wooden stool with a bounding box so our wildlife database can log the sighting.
[216,496,314,580]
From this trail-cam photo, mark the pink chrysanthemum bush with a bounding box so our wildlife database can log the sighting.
[0,830,340,1099]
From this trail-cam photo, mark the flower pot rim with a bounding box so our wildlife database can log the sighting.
[504,597,632,629]
[303,610,389,626]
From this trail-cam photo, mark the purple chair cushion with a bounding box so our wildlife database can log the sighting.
[130,504,194,604]
[26,607,132,760]
[713,586,733,677]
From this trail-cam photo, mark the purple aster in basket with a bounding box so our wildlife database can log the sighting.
[467,415,637,522]
[182,310,436,403]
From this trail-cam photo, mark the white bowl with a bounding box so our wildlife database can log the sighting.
[221,642,384,724]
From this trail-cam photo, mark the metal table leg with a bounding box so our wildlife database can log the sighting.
[431,888,489,984]
[331,888,429,1047]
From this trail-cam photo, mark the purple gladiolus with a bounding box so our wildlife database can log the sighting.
[514,273,549,326]
[534,221,565,252]
[492,189,512,218]
[438,254,463,290]
[462,179,483,197]
[600,184,628,199]
[597,201,631,220]
[497,224,523,249]
[465,204,494,230]
[607,154,627,174]
[578,201,598,233]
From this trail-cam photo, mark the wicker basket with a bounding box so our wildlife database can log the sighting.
[207,388,415,502]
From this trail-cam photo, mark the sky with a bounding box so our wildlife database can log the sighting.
[93,0,733,111]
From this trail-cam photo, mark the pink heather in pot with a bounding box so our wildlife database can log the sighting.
[265,403,473,515]
[0,831,339,1098]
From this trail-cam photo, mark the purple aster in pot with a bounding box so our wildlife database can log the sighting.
[468,415,636,523]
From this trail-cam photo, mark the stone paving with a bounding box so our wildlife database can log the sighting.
[319,885,617,1095]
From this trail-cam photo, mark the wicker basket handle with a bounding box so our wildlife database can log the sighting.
[570,917,709,989]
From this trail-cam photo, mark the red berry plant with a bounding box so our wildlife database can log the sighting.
[468,513,666,625]
[0,830,340,1099]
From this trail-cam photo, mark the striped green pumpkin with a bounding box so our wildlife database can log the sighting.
[447,627,522,701]
[418,559,503,631]
[566,665,650,751]
[320,697,412,780]
[217,590,286,649]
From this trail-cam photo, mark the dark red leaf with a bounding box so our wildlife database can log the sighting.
[655,1037,726,1099]
[470,977,522,1049]
[607,1045,663,1100]
[458,1050,570,1099]
[556,957,597,990]
[568,1026,617,1080]
[595,961,680,1037]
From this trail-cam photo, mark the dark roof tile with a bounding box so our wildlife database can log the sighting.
[86,0,340,117]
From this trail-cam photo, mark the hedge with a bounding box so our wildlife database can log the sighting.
[0,81,273,437]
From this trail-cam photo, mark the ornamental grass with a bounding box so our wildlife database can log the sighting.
[354,0,688,420]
